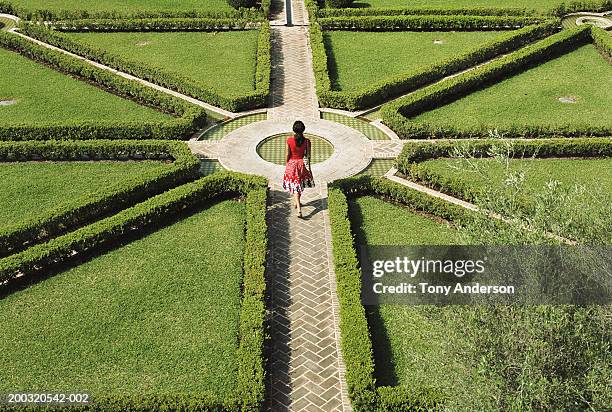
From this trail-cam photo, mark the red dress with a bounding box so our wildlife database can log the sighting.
[283,136,314,193]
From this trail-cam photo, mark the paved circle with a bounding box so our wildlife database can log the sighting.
[217,118,373,182]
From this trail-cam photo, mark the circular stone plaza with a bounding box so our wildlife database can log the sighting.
[0,0,610,411]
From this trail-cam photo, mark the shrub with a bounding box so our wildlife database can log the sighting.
[46,18,259,32]
[228,0,258,9]
[380,26,597,139]
[0,140,201,257]
[325,0,356,8]
[0,30,207,140]
[318,14,542,31]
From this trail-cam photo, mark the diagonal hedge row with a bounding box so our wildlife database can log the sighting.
[0,140,201,258]
[0,172,268,411]
[395,137,612,205]
[318,14,544,31]
[19,22,271,112]
[311,21,558,110]
[0,30,207,140]
[380,25,606,139]
[0,0,264,21]
[327,175,473,411]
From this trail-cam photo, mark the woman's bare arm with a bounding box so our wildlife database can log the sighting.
[286,143,291,164]
[307,140,312,168]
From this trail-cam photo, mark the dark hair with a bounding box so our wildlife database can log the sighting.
[293,120,306,146]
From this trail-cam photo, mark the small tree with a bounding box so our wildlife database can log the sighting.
[227,0,257,9]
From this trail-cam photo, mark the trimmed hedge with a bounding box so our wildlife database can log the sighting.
[591,25,612,62]
[380,26,600,139]
[0,140,200,258]
[45,18,260,32]
[0,0,264,21]
[313,22,558,110]
[0,31,207,140]
[317,0,612,17]
[318,14,543,31]
[319,7,533,17]
[0,172,268,411]
[395,138,612,204]
[327,175,473,411]
[19,23,271,112]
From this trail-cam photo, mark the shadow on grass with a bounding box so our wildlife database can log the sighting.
[0,194,237,300]
[347,196,399,387]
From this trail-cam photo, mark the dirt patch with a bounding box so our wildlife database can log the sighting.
[0,99,17,106]
[558,96,577,103]
[433,39,444,45]
[135,41,151,47]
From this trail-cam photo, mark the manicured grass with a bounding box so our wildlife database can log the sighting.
[4,0,233,16]
[351,0,570,13]
[0,160,169,229]
[348,196,488,405]
[66,31,260,95]
[411,44,612,130]
[325,30,505,92]
[0,47,171,125]
[417,157,612,203]
[0,200,245,398]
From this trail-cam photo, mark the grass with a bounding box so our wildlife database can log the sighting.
[4,0,233,16]
[411,44,612,130]
[417,157,612,204]
[325,30,506,93]
[350,0,573,13]
[0,160,170,229]
[257,134,334,165]
[0,47,171,125]
[65,31,260,96]
[0,200,245,398]
[348,196,488,405]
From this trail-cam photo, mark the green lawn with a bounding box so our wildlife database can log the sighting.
[0,200,245,398]
[0,47,171,125]
[325,30,506,93]
[4,0,233,16]
[416,157,612,204]
[351,0,573,13]
[349,196,488,406]
[0,160,169,229]
[411,44,612,131]
[65,31,260,95]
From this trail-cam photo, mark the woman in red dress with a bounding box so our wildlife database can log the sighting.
[283,120,314,218]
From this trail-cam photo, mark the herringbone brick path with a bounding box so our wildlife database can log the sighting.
[266,184,350,411]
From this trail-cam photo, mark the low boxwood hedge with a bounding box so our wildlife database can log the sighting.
[19,22,271,112]
[318,7,533,18]
[45,18,260,32]
[0,140,201,258]
[318,14,543,31]
[380,25,605,139]
[0,0,265,21]
[0,30,207,140]
[0,172,268,411]
[395,137,612,204]
[312,21,558,110]
[327,175,473,411]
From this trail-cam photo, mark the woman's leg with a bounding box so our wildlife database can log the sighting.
[295,192,302,215]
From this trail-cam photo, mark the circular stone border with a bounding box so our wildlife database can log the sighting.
[256,133,334,166]
[216,118,373,182]
[575,15,612,28]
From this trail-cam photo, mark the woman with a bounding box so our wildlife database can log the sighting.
[282,120,314,218]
